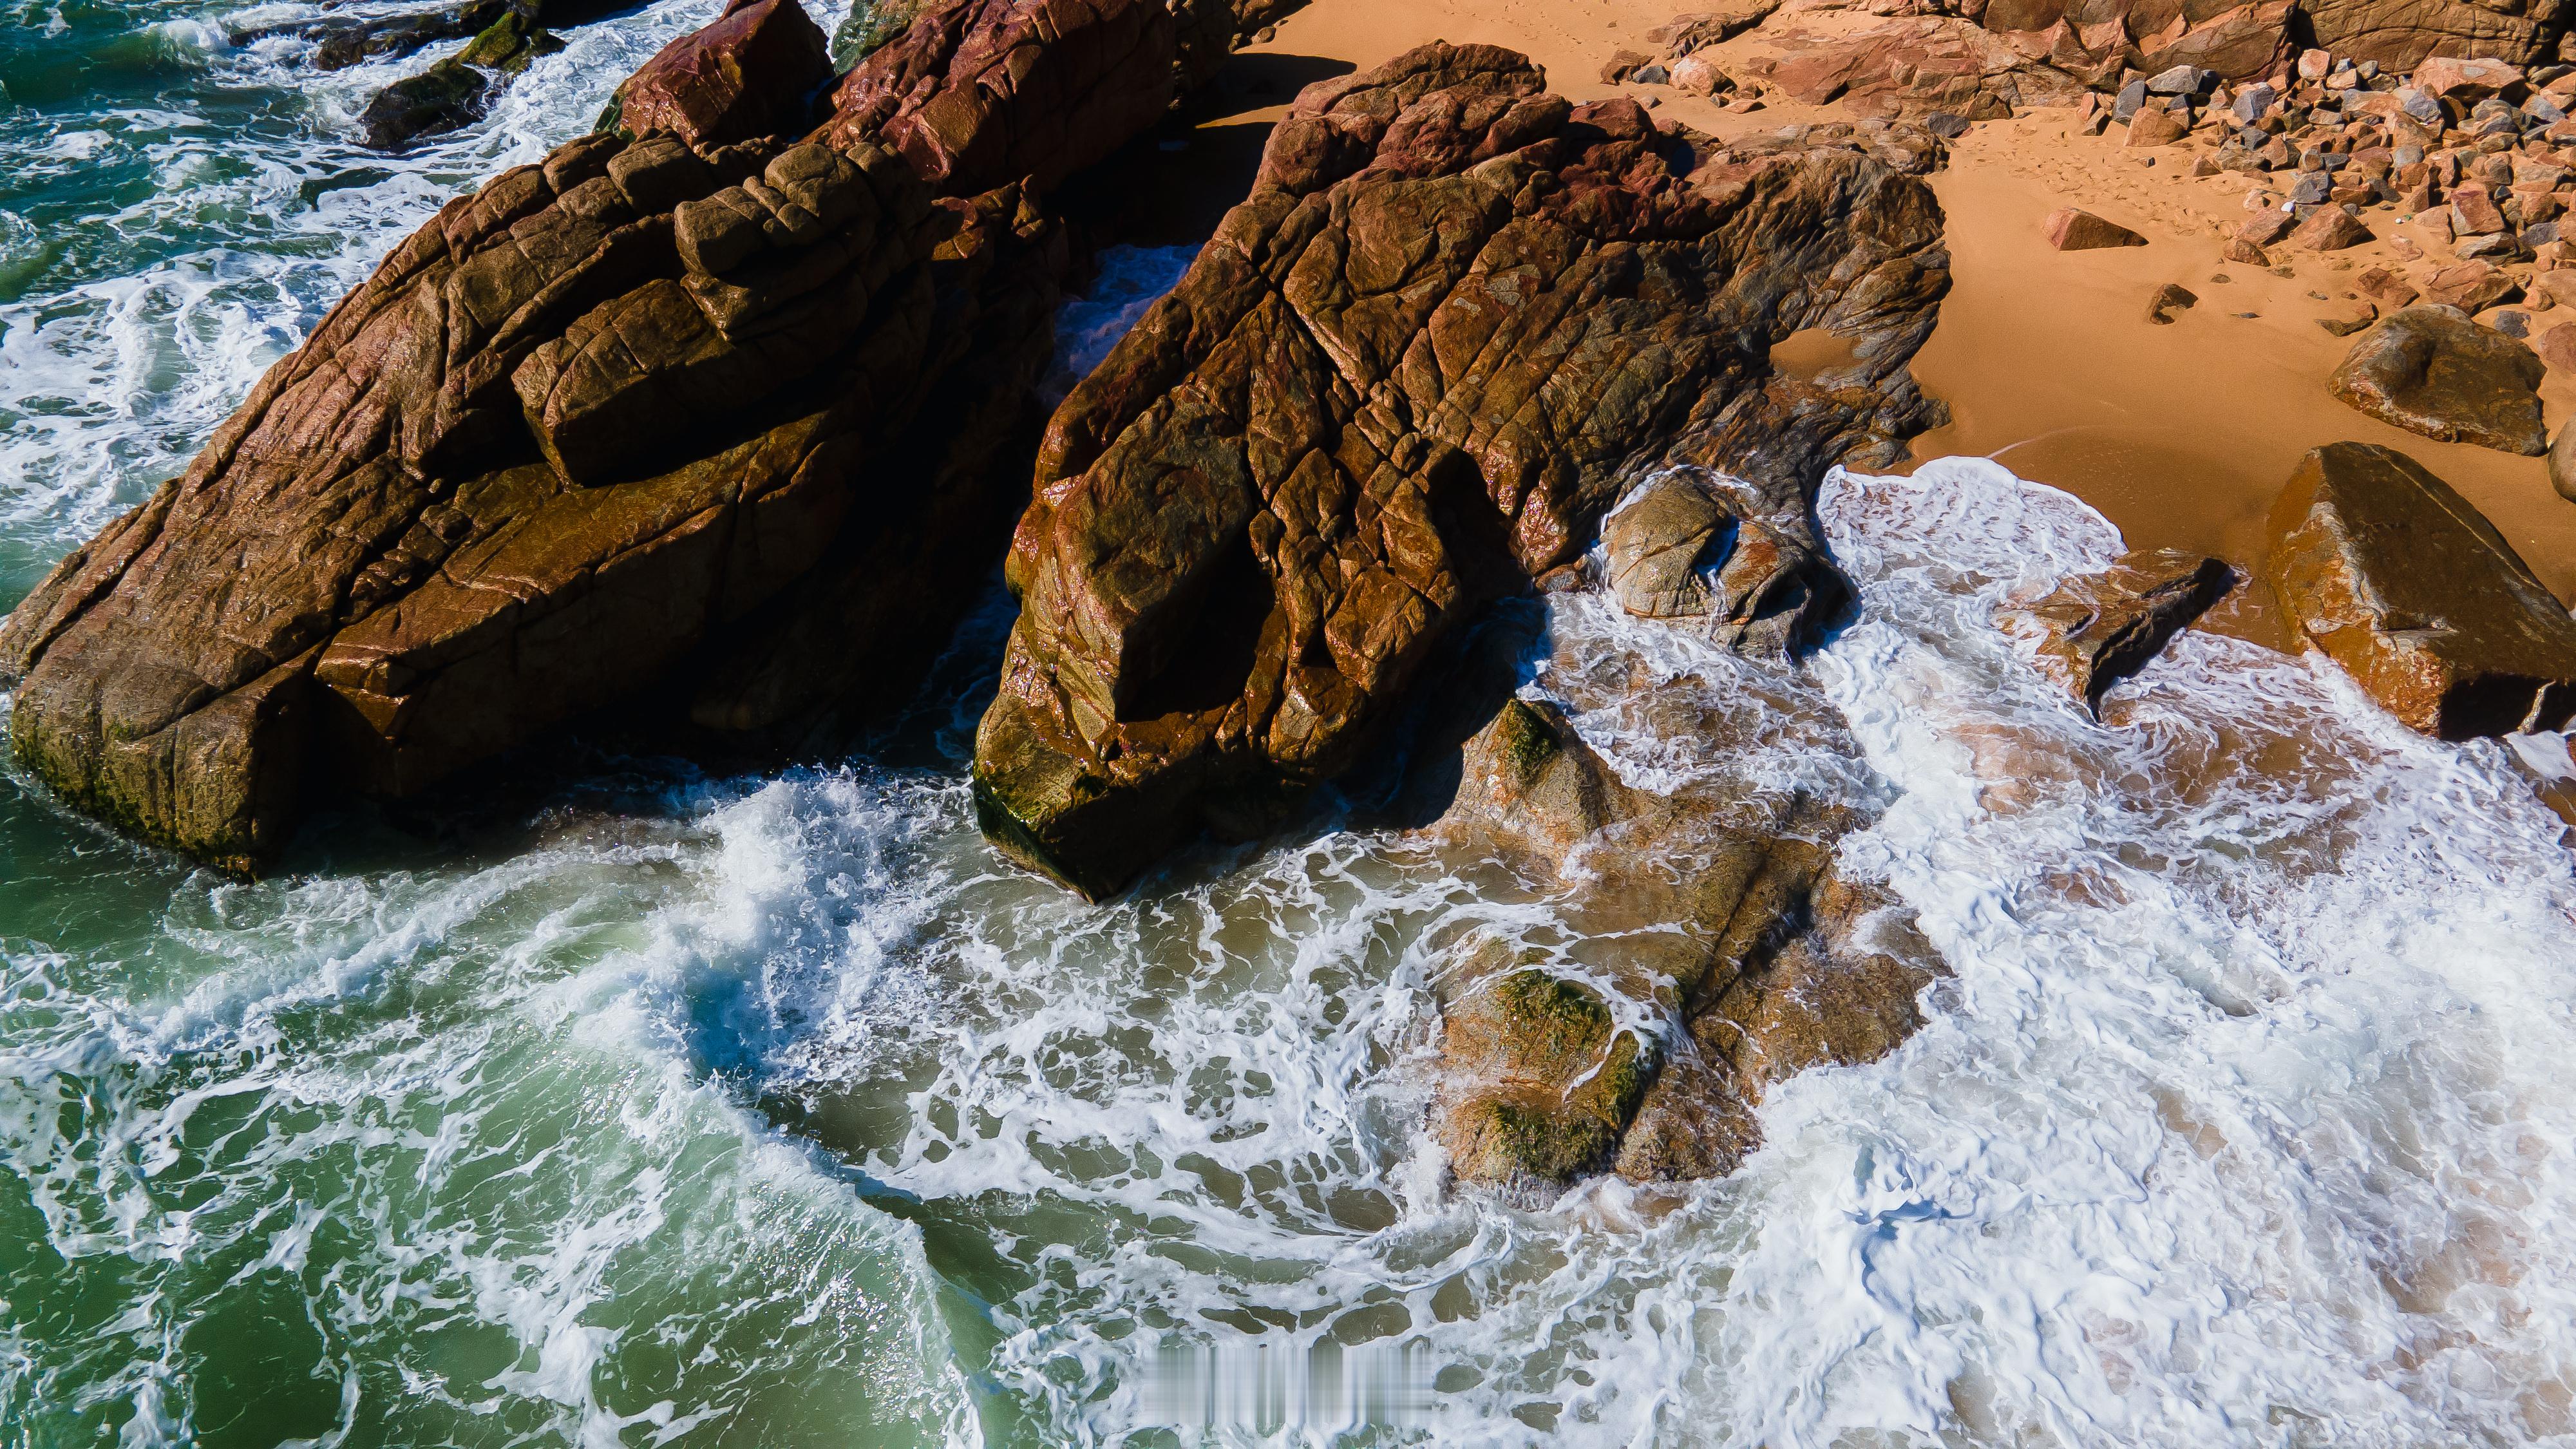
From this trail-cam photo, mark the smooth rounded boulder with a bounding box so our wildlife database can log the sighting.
[2329,305,2549,455]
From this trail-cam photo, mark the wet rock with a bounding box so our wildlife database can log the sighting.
[359,10,565,149]
[2046,206,2146,249]
[971,44,1950,899]
[1425,694,1943,1186]
[0,0,1187,873]
[612,0,834,147]
[2266,442,2576,737]
[2329,304,2548,454]
[1998,549,2233,713]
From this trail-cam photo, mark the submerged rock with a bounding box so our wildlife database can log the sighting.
[2266,442,2576,738]
[359,10,567,149]
[1602,473,1843,651]
[972,43,1950,899]
[2329,305,2548,455]
[1426,695,1943,1188]
[1998,548,2234,714]
[0,0,1202,873]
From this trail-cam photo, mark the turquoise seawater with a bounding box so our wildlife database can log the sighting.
[9,3,2576,1445]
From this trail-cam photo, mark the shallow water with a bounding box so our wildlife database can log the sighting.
[6,5,2576,1444]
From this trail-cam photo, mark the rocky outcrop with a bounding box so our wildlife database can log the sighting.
[972,43,1951,899]
[2330,305,2549,455]
[815,0,1185,194]
[0,0,1208,873]
[2302,0,2564,70]
[1602,473,1844,653]
[1998,549,2233,714]
[359,10,567,149]
[612,0,837,147]
[1426,696,1944,1187]
[2266,442,2576,738]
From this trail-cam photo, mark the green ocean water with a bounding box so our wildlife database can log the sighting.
[8,3,2576,1446]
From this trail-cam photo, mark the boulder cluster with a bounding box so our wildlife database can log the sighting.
[14,0,2576,1195]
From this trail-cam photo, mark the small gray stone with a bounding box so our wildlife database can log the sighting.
[1926,111,1969,138]
[2528,220,2560,245]
[2495,310,2530,337]
[2526,95,2567,124]
[2114,79,2148,120]
[2147,64,2210,95]
[2232,82,2275,122]
[2289,171,2333,204]
[2394,142,2425,166]
[1632,62,1669,84]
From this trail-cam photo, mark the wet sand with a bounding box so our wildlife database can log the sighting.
[1103,0,2576,646]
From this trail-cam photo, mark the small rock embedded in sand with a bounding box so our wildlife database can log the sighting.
[2553,421,2576,501]
[2357,266,2421,310]
[2239,209,2296,246]
[2222,237,2270,264]
[2330,305,2548,455]
[2294,207,2371,250]
[2145,282,2198,323]
[2541,323,2576,374]
[2126,109,2188,147]
[2317,299,2378,336]
[1600,48,1649,84]
[2043,207,2146,250]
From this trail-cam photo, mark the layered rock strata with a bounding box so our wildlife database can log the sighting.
[0,0,1206,873]
[2266,441,2576,737]
[972,43,1952,898]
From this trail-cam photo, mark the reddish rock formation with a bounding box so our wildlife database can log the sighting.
[815,0,1184,195]
[616,0,835,147]
[0,0,1208,873]
[1998,549,2233,714]
[2266,442,2576,738]
[972,43,1951,899]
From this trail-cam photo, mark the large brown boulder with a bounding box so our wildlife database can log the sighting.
[971,43,1951,899]
[2266,442,2576,738]
[2330,305,2548,456]
[0,0,1193,874]
[614,0,837,147]
[1425,696,1943,1188]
